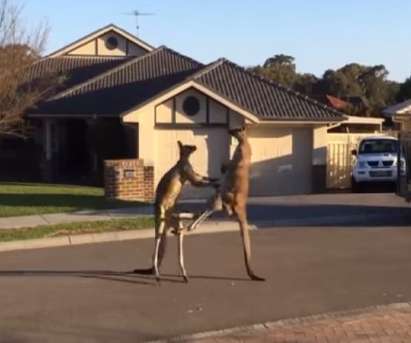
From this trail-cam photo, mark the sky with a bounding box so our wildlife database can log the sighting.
[23,0,411,82]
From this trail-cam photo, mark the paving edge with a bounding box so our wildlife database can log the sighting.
[147,302,411,342]
[0,221,255,253]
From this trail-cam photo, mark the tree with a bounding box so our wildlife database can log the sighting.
[252,54,401,116]
[250,54,298,87]
[0,0,53,137]
[397,75,411,101]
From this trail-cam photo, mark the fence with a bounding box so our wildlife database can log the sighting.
[326,132,395,189]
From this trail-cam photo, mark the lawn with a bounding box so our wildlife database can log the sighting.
[0,182,148,218]
[0,217,155,242]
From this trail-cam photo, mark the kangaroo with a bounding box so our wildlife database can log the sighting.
[135,141,218,282]
[189,127,265,281]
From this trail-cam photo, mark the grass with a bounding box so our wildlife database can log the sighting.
[0,217,155,242]
[0,182,148,217]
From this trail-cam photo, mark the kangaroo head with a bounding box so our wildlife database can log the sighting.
[177,141,197,160]
[229,126,247,142]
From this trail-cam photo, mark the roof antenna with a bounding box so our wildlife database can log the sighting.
[123,10,155,37]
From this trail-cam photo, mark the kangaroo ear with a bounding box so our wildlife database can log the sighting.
[177,140,183,150]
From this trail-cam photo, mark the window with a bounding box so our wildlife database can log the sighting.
[182,96,200,117]
[105,36,119,50]
[359,139,398,154]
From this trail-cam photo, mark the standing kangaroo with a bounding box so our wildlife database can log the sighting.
[135,141,218,282]
[190,127,265,281]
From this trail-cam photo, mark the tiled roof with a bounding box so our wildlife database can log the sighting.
[28,56,131,91]
[32,47,203,115]
[32,47,343,122]
[192,59,343,121]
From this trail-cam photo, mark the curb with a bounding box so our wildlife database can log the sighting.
[0,221,254,253]
[147,302,411,342]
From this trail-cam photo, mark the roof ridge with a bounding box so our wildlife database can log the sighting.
[50,47,169,100]
[190,58,227,80]
[206,58,343,117]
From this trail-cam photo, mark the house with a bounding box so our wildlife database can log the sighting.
[23,24,345,198]
[383,99,411,130]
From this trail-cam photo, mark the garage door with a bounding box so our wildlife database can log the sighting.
[248,127,313,196]
[155,128,230,199]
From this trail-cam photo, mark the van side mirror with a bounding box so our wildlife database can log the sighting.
[351,149,357,156]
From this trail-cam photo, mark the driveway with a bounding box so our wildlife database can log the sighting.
[1,226,411,342]
[178,192,411,227]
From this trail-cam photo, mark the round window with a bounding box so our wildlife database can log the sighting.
[105,36,119,50]
[183,96,200,117]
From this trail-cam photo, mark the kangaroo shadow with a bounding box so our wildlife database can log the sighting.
[0,270,251,284]
[0,270,185,285]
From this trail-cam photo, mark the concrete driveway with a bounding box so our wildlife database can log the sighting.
[1,226,411,342]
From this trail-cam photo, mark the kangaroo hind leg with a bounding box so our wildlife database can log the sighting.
[153,208,169,282]
[235,207,265,282]
[178,232,188,282]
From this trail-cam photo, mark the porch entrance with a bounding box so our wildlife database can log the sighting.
[44,117,138,186]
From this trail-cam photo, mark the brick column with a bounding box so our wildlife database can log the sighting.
[104,159,153,202]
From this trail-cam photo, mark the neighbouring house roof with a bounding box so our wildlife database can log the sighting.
[46,23,154,58]
[30,47,343,122]
[27,56,132,93]
[383,99,411,117]
[325,95,350,110]
[342,115,384,125]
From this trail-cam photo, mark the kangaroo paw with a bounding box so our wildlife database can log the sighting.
[248,272,266,282]
[183,275,189,283]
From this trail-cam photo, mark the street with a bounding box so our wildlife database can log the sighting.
[1,225,411,342]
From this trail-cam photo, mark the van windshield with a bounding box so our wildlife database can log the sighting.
[359,139,398,154]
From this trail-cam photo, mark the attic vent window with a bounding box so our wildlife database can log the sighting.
[183,96,200,117]
[105,36,119,50]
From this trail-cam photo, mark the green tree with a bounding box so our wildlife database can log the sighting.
[250,54,297,87]
[397,75,411,101]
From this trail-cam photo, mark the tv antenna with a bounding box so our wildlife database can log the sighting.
[123,10,155,36]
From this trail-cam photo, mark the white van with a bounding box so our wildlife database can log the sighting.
[351,136,404,189]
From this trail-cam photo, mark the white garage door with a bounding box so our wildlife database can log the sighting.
[155,127,230,199]
[248,127,313,196]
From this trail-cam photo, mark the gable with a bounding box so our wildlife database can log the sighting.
[66,30,147,57]
[148,87,247,129]
[48,24,154,58]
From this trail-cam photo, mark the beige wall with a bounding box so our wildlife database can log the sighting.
[155,99,173,124]
[209,100,228,124]
[68,40,96,55]
[67,32,146,57]
[312,125,328,166]
[248,126,313,196]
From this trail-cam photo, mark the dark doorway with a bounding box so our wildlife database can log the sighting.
[56,120,90,183]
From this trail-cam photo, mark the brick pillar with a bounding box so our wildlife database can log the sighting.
[143,165,154,202]
[104,159,154,202]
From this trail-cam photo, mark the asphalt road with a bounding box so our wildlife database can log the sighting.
[179,193,411,226]
[1,226,411,342]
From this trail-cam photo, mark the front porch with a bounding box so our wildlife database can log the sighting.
[38,116,138,186]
